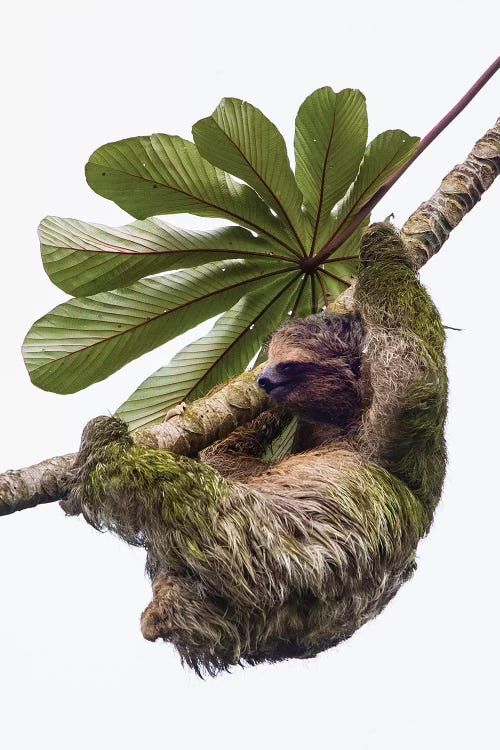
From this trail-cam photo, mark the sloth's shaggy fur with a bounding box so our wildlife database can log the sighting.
[63,223,447,676]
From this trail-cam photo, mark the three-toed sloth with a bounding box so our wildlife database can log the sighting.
[64,222,447,676]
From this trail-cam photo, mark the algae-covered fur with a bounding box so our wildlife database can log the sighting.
[64,223,447,676]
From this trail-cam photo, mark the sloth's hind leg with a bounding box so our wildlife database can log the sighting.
[141,572,242,674]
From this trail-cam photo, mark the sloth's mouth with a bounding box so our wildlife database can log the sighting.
[257,371,295,397]
[267,382,294,400]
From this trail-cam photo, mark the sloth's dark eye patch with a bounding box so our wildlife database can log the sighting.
[277,361,320,377]
[277,361,300,375]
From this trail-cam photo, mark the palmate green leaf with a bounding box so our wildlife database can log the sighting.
[294,88,367,250]
[40,216,290,296]
[116,273,302,430]
[23,259,294,394]
[193,98,308,252]
[290,220,369,316]
[321,129,419,244]
[28,88,421,409]
[85,134,299,256]
[319,217,370,298]
[326,216,369,260]
[318,266,353,304]
[290,273,326,318]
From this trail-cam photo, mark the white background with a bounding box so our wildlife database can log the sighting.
[1,2,499,748]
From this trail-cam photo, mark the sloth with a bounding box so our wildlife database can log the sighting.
[63,223,448,676]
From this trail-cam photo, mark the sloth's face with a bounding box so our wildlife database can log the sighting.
[257,356,363,426]
[258,313,365,427]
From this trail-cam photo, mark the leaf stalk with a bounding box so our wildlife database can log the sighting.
[310,55,500,268]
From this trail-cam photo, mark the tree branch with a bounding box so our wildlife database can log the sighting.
[401,118,500,269]
[1,118,499,516]
[0,454,76,516]
[0,366,270,516]
[133,366,270,454]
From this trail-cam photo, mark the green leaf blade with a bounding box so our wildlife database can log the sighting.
[290,273,321,318]
[330,129,419,236]
[23,260,293,394]
[320,216,370,296]
[85,134,298,253]
[294,87,368,248]
[193,98,307,252]
[263,417,298,463]
[116,274,301,430]
[40,216,289,296]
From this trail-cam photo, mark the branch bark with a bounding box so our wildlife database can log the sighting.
[401,117,500,269]
[1,118,499,517]
[1,366,271,516]
[0,455,76,516]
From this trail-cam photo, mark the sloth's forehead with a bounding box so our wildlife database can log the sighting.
[267,342,318,364]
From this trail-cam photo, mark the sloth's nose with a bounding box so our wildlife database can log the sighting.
[257,374,276,393]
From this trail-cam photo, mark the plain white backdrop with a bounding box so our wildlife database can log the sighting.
[1,2,499,748]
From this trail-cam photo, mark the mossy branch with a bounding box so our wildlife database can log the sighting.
[1,118,499,517]
[0,366,271,516]
[133,366,270,454]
